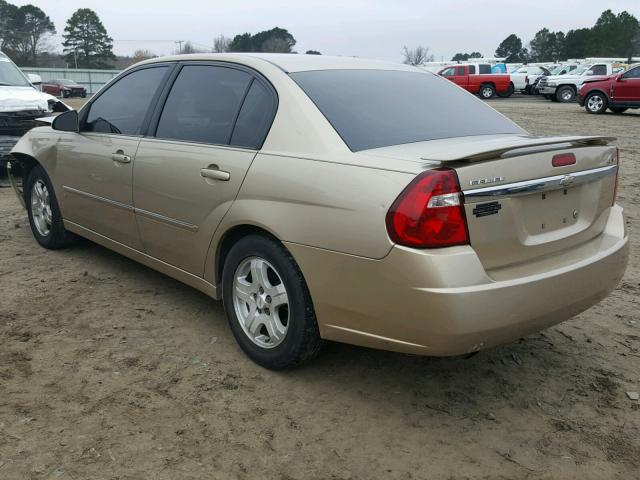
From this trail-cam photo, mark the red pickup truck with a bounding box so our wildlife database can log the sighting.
[578,63,640,114]
[438,64,512,99]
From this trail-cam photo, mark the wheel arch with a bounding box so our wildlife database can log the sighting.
[9,152,42,203]
[212,223,284,289]
[584,88,609,101]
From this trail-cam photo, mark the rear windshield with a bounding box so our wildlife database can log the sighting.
[291,69,523,152]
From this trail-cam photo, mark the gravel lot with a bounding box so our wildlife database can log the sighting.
[0,97,638,480]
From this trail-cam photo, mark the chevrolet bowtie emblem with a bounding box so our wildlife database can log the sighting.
[559,175,575,187]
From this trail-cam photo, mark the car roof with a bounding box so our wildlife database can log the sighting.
[137,53,419,73]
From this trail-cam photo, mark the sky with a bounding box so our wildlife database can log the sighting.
[12,0,640,62]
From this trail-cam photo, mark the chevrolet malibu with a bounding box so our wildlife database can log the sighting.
[8,54,628,369]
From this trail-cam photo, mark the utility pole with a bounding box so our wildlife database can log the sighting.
[175,40,184,54]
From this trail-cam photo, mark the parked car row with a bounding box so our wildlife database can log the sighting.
[42,79,87,98]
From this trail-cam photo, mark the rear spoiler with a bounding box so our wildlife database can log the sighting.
[421,135,616,163]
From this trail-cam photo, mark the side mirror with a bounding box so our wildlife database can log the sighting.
[52,110,79,132]
[585,70,594,76]
[27,73,42,85]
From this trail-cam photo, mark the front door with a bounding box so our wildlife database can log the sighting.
[612,65,640,103]
[133,64,277,275]
[56,65,170,250]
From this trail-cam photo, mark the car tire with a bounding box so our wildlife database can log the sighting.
[584,92,608,114]
[222,234,323,369]
[556,85,576,103]
[609,107,627,114]
[479,84,495,99]
[25,165,79,249]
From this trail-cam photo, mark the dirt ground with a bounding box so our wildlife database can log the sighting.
[0,97,639,480]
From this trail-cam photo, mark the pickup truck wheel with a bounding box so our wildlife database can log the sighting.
[585,92,608,114]
[556,85,576,103]
[479,84,495,99]
[25,165,79,249]
[609,107,627,114]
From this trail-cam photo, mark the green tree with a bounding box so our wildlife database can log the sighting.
[9,4,56,66]
[62,8,116,68]
[305,50,322,55]
[228,27,296,53]
[589,10,639,60]
[0,0,19,53]
[451,51,482,61]
[529,28,565,62]
[563,28,591,59]
[495,34,527,62]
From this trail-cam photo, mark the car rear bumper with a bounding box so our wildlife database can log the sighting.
[286,205,628,356]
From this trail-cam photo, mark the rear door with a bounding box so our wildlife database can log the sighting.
[133,63,277,275]
[613,65,640,102]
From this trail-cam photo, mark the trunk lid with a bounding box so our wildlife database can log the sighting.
[363,134,618,276]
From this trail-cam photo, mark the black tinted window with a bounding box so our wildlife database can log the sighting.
[156,65,252,145]
[591,65,607,75]
[479,64,492,74]
[468,65,476,74]
[230,80,276,149]
[456,67,465,76]
[623,67,640,79]
[85,67,167,135]
[291,69,523,152]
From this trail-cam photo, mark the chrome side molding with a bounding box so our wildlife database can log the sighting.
[463,164,617,203]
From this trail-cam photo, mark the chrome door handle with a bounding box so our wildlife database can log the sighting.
[201,167,230,181]
[111,152,131,163]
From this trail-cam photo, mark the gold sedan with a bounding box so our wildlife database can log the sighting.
[9,54,628,369]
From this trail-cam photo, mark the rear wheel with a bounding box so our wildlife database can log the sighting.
[479,84,495,99]
[609,106,627,114]
[585,92,608,114]
[25,165,78,249]
[222,234,322,369]
[556,85,576,103]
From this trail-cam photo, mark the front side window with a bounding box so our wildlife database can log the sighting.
[623,66,640,79]
[155,65,252,145]
[84,66,168,135]
[292,69,524,152]
[441,67,455,77]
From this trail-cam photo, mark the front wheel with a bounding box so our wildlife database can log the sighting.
[585,92,608,114]
[479,84,495,99]
[25,165,78,249]
[609,107,627,114]
[222,234,322,369]
[556,85,576,103]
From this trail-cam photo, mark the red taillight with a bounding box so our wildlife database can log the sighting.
[386,168,469,248]
[552,153,576,167]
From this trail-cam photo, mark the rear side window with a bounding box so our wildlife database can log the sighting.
[291,69,524,152]
[478,64,491,74]
[230,80,276,149]
[84,66,167,135]
[155,65,252,145]
[456,67,465,76]
[590,65,607,75]
[468,65,476,74]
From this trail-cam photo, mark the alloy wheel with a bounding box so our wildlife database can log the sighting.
[31,179,52,236]
[587,95,604,113]
[232,256,290,349]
